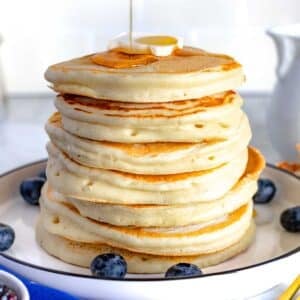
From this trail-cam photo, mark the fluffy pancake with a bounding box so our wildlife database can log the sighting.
[46,143,249,204]
[45,177,255,227]
[46,152,258,227]
[55,92,247,143]
[41,42,262,274]
[55,91,242,126]
[39,189,253,256]
[44,47,244,103]
[46,111,251,174]
[36,219,255,273]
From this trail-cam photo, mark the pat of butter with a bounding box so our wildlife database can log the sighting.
[108,32,183,56]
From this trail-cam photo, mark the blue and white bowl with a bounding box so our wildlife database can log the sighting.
[0,270,29,300]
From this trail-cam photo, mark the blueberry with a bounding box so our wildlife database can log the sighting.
[20,177,45,205]
[0,224,15,251]
[280,206,300,233]
[90,253,127,278]
[253,179,276,204]
[37,169,47,180]
[165,263,202,278]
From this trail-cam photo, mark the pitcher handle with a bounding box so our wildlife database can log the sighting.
[267,31,293,80]
[274,36,285,79]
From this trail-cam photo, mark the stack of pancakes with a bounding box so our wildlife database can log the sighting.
[37,46,265,274]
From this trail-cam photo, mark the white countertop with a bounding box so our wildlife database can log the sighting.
[0,93,294,299]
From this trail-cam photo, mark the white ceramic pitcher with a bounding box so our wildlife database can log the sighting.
[267,24,300,161]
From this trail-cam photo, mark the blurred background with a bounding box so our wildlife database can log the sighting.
[1,0,300,94]
[0,0,299,171]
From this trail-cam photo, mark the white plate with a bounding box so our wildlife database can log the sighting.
[0,161,299,300]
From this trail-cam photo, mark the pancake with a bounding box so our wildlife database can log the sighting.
[40,42,264,274]
[36,219,255,274]
[55,92,247,143]
[55,91,242,127]
[46,143,250,204]
[44,47,244,103]
[45,148,258,227]
[46,111,251,174]
[39,189,253,256]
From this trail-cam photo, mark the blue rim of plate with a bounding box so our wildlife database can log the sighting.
[0,159,299,282]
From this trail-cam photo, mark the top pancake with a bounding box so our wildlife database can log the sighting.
[45,47,244,102]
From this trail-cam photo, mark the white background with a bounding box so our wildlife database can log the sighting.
[0,0,300,94]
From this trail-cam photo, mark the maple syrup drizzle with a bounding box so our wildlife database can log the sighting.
[129,0,133,49]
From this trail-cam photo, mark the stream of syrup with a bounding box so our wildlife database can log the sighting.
[91,1,219,69]
[129,0,133,50]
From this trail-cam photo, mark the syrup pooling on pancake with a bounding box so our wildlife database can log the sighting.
[91,47,240,71]
[91,50,159,68]
[45,47,245,102]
